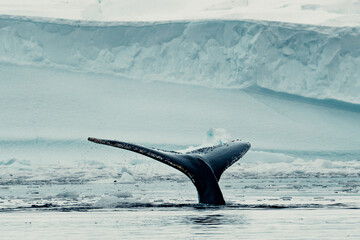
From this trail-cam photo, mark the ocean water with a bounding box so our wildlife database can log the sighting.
[1,209,358,239]
[1,16,360,239]
[0,178,359,239]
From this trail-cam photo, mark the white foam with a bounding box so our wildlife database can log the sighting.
[182,128,232,152]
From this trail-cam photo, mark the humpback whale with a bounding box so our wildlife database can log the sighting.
[88,137,250,205]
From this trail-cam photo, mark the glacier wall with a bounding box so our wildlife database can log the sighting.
[1,16,360,103]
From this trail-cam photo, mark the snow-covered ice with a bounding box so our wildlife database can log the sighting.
[0,0,360,26]
[0,17,359,103]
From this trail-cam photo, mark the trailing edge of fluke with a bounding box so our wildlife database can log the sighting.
[88,137,251,205]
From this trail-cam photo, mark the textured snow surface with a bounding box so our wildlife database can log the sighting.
[0,16,360,104]
[0,0,360,26]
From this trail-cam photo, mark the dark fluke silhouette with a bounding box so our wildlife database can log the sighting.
[88,137,250,205]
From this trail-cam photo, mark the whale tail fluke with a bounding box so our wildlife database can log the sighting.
[88,137,250,205]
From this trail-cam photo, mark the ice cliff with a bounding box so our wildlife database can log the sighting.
[0,16,359,103]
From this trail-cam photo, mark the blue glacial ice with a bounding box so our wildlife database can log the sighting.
[0,16,360,103]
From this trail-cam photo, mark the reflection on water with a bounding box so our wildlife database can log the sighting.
[189,214,225,226]
[185,213,246,227]
[1,209,359,239]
